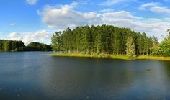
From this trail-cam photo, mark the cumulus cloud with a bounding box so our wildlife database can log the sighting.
[40,2,100,29]
[39,2,170,41]
[139,2,170,14]
[101,12,170,40]
[40,3,141,29]
[7,30,51,45]
[26,0,38,5]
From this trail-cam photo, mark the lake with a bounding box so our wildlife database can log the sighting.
[0,52,170,100]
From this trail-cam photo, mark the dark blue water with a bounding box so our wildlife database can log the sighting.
[0,52,170,100]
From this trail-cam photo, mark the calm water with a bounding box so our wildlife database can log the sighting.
[0,52,170,100]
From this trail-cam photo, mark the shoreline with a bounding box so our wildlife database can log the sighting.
[50,53,170,61]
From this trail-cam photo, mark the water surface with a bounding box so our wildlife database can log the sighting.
[0,52,170,100]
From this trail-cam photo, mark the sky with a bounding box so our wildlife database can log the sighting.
[0,0,170,44]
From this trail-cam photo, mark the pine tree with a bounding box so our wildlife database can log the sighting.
[126,36,135,57]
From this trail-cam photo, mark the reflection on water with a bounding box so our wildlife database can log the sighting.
[0,52,170,100]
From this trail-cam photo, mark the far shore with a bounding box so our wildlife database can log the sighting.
[50,53,170,61]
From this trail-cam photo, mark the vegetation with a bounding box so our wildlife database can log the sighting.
[51,24,158,58]
[51,53,170,61]
[136,55,170,61]
[126,36,136,57]
[51,53,130,60]
[51,24,170,60]
[25,42,52,51]
[0,40,52,52]
[0,40,25,52]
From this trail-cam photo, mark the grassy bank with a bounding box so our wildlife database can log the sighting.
[136,55,170,61]
[50,53,170,61]
[50,53,133,60]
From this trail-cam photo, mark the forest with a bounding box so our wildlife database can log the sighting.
[0,40,52,52]
[0,40,25,52]
[51,24,170,57]
[25,42,52,51]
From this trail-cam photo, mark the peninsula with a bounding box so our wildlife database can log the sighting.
[51,24,170,60]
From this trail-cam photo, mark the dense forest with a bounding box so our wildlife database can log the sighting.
[0,40,52,52]
[25,42,52,51]
[0,40,25,52]
[51,24,160,57]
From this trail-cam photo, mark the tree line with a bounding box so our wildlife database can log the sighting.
[0,40,52,52]
[0,40,25,52]
[152,32,170,56]
[25,42,52,51]
[51,24,159,56]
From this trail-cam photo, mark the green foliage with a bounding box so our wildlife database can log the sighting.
[0,40,25,52]
[26,42,52,51]
[51,24,158,56]
[126,36,135,57]
[0,40,51,52]
[158,37,170,56]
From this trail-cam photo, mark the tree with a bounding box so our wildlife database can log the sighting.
[26,42,52,51]
[126,36,135,57]
[0,40,25,52]
[51,24,156,56]
[51,32,62,51]
[159,37,170,56]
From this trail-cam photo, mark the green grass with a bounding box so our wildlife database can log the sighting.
[50,53,170,61]
[136,55,170,61]
[51,53,133,60]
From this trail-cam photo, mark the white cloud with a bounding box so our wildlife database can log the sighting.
[100,12,170,41]
[26,0,38,5]
[100,0,136,6]
[100,8,115,13]
[139,2,170,14]
[39,3,170,41]
[40,2,100,29]
[101,0,124,6]
[7,30,51,45]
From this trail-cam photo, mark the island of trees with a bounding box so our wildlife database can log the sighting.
[0,40,52,52]
[25,42,52,51]
[51,24,170,60]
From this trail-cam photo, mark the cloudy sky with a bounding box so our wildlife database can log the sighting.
[0,0,170,44]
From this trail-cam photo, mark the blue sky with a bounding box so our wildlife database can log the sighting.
[1,0,170,44]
